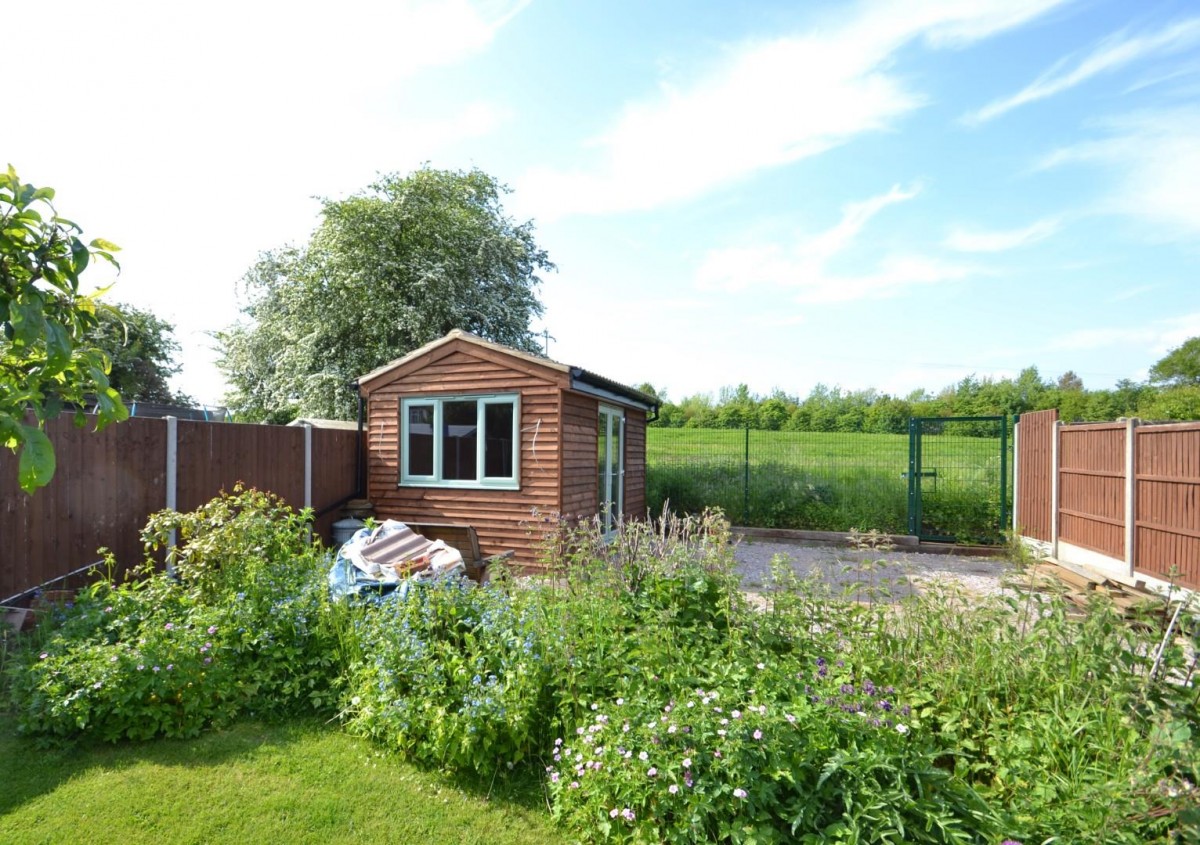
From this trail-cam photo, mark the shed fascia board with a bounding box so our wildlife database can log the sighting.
[356,330,569,392]
[569,370,657,412]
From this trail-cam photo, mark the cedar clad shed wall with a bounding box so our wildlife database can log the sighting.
[624,408,646,519]
[364,342,566,567]
[560,395,647,521]
[560,391,599,519]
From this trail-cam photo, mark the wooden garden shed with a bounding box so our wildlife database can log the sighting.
[355,330,658,568]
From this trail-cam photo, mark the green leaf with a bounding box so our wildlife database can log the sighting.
[10,297,45,345]
[44,320,71,374]
[17,424,56,492]
[89,238,121,252]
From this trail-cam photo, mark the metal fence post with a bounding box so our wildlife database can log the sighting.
[743,426,750,526]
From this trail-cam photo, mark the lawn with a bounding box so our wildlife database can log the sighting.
[646,427,1009,539]
[0,713,562,845]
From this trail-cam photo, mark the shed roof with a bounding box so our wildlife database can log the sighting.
[355,330,659,412]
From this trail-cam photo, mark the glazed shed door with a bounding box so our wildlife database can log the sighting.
[598,405,625,533]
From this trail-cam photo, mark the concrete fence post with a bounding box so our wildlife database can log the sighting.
[1012,421,1020,535]
[1125,418,1138,578]
[1050,419,1062,559]
[304,423,313,543]
[165,416,178,570]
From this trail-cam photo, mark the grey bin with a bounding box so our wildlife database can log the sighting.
[332,517,365,548]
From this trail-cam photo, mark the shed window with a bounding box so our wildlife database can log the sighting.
[400,394,519,489]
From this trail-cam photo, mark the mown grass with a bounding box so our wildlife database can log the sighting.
[646,428,1008,540]
[0,712,563,845]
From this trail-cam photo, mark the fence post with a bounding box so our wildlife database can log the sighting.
[165,416,178,570]
[304,423,314,542]
[999,415,1008,539]
[1050,419,1061,559]
[1125,418,1138,578]
[1011,420,1020,535]
[743,426,750,526]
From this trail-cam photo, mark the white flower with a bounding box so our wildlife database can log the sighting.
[896,723,909,735]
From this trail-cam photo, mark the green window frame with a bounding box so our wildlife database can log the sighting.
[400,394,520,489]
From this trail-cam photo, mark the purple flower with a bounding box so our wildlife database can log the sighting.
[569,781,579,789]
[647,767,657,777]
[621,808,635,822]
[207,625,217,635]
[165,622,174,630]
[1000,841,1024,845]
[733,788,748,799]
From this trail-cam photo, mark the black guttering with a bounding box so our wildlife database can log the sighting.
[568,367,660,420]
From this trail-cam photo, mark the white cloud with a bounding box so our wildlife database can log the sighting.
[1038,108,1200,238]
[695,184,977,305]
[1106,284,1155,303]
[965,17,1200,124]
[944,217,1061,252]
[520,0,1070,219]
[1051,312,1200,353]
[696,184,920,293]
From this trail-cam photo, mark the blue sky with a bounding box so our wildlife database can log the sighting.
[7,0,1200,406]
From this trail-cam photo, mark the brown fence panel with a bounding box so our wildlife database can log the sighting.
[1,416,168,599]
[175,420,306,513]
[2,417,359,601]
[311,427,363,539]
[1058,423,1125,560]
[1016,409,1057,541]
[1135,422,1200,590]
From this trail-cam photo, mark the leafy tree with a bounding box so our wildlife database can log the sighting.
[1148,337,1200,387]
[218,166,553,421]
[1057,370,1083,392]
[85,303,191,405]
[1,168,127,492]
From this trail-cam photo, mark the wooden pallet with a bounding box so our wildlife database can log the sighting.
[1027,561,1168,620]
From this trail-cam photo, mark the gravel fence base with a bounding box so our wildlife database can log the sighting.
[734,538,1016,600]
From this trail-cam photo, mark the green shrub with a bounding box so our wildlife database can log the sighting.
[6,487,345,743]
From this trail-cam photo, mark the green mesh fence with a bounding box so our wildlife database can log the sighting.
[646,426,1009,541]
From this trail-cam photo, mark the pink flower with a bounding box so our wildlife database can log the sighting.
[753,729,763,740]
[733,788,748,799]
[668,784,679,794]
[610,808,619,818]
[647,767,657,777]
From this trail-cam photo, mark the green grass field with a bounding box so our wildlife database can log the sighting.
[0,714,562,845]
[646,427,1009,540]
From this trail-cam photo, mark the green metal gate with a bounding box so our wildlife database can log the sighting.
[906,416,1008,543]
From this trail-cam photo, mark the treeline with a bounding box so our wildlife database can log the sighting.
[643,367,1200,433]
